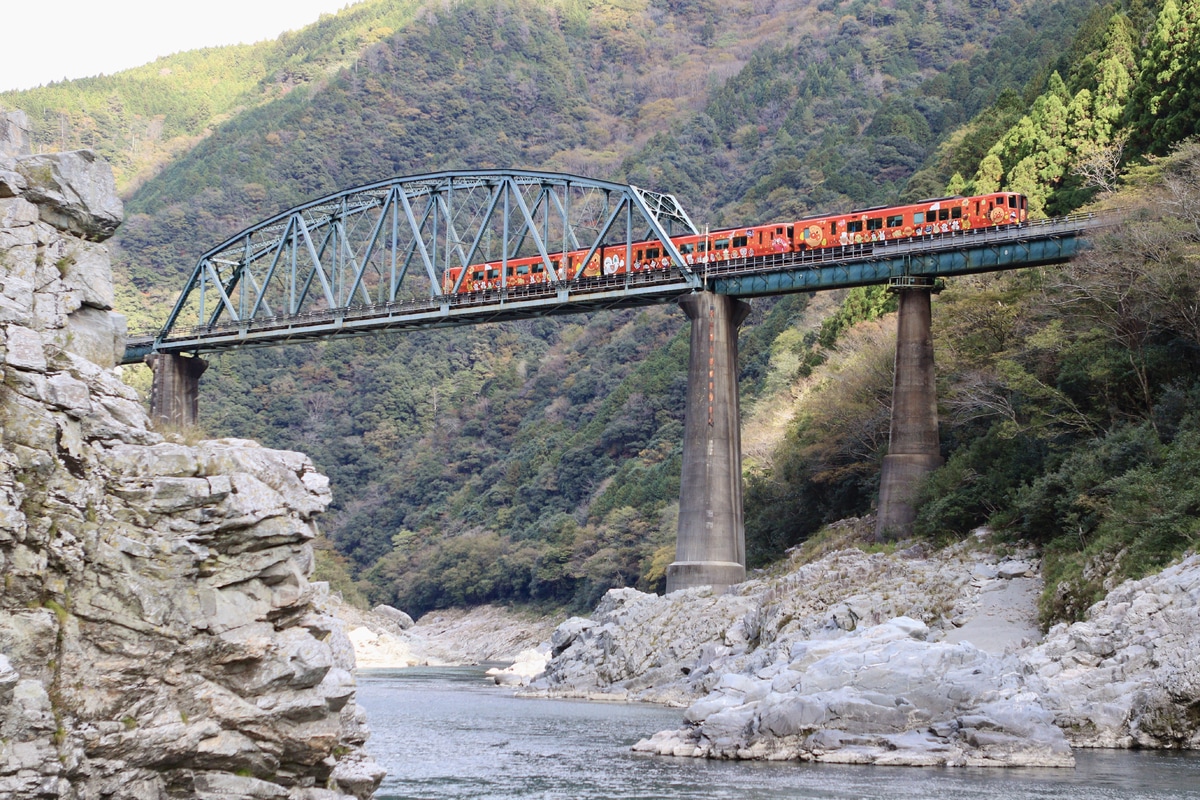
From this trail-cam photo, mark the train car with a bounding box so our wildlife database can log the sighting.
[442,192,1027,294]
[793,192,1027,249]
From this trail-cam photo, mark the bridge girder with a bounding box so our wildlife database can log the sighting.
[157,170,700,347]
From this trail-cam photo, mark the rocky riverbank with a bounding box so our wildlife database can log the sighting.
[0,146,382,799]
[335,601,558,670]
[519,522,1199,767]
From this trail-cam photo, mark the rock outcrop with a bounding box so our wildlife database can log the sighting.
[1027,555,1200,749]
[337,601,560,670]
[632,617,1072,766]
[0,150,383,799]
[0,110,31,158]
[527,536,1200,766]
[530,532,1200,767]
[526,542,1018,707]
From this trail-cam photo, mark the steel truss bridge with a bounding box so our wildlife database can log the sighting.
[123,169,1112,364]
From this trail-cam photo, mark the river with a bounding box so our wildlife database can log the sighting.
[357,667,1200,800]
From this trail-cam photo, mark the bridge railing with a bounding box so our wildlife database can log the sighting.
[129,208,1118,361]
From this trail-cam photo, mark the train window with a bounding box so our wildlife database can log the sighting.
[886,215,903,227]
[830,222,837,236]
[787,226,794,239]
[1009,195,1017,207]
[507,267,516,277]
[714,238,730,249]
[472,271,484,281]
[866,218,883,231]
[938,208,950,221]
[635,249,643,260]
[732,236,747,248]
[698,242,709,252]
[517,266,529,275]
[487,269,499,279]
[913,212,925,224]
[679,243,694,254]
[974,202,980,216]
[847,220,863,233]
[776,227,784,234]
[951,207,962,219]
[532,264,544,273]
[646,247,660,259]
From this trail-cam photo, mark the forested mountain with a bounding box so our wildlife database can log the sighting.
[5,0,1199,623]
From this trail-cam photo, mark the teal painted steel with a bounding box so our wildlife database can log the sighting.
[713,232,1086,297]
[122,204,1112,364]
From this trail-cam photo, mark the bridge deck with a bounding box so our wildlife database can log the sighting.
[123,212,1107,364]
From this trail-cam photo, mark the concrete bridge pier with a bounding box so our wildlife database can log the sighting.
[146,353,207,429]
[667,291,751,594]
[875,279,942,540]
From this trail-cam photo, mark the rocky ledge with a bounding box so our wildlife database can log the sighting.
[0,149,383,799]
[525,526,1200,767]
[632,617,1071,767]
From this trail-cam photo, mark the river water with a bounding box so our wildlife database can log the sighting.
[357,667,1200,800]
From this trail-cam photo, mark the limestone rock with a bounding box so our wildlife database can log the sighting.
[15,151,123,241]
[0,167,27,198]
[0,111,31,158]
[525,546,981,707]
[1025,555,1200,749]
[487,646,551,687]
[61,305,126,368]
[633,618,1072,767]
[372,604,415,630]
[0,150,383,799]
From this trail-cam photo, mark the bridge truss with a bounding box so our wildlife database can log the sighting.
[157,169,699,347]
[128,168,1114,364]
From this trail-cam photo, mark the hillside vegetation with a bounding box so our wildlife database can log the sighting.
[4,0,1198,623]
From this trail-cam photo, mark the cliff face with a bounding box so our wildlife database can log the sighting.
[0,148,383,799]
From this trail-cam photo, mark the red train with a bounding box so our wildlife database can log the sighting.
[444,192,1028,293]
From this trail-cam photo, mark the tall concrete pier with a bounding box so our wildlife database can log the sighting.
[875,280,942,539]
[667,291,751,593]
[146,353,207,428]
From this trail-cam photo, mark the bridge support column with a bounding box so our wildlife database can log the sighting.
[146,353,208,429]
[667,291,751,594]
[876,280,942,540]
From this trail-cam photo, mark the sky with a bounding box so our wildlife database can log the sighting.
[1,0,360,92]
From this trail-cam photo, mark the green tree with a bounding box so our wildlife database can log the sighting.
[1128,0,1200,153]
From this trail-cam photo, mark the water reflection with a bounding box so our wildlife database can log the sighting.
[357,667,1200,800]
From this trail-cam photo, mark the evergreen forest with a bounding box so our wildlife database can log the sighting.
[4,0,1200,626]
